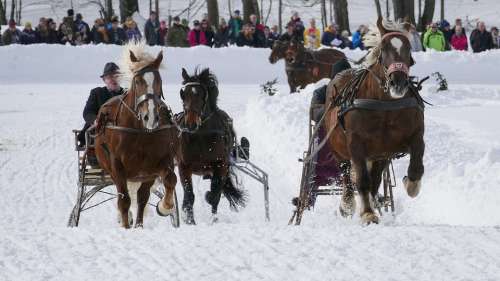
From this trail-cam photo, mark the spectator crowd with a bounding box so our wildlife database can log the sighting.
[1,8,499,54]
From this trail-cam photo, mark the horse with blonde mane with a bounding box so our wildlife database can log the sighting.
[323,17,425,225]
[94,42,179,228]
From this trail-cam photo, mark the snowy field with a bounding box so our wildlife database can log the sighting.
[1,44,500,280]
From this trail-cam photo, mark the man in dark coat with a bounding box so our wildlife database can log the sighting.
[108,17,126,45]
[167,16,189,47]
[144,11,160,46]
[78,62,125,147]
[470,21,493,53]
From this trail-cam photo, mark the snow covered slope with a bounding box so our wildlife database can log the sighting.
[1,45,500,280]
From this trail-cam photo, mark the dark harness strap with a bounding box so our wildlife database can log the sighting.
[341,97,424,115]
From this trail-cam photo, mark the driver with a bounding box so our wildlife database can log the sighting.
[77,62,125,147]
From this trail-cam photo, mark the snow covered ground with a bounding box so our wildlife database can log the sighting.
[1,45,500,280]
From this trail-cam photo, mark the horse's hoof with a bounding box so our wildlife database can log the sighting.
[403,176,421,198]
[339,204,354,218]
[134,222,143,228]
[182,208,196,225]
[156,202,175,217]
[361,212,379,225]
[210,215,219,225]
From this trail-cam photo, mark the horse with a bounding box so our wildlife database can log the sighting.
[283,38,350,93]
[323,17,425,225]
[176,67,246,224]
[94,43,179,228]
[268,40,289,64]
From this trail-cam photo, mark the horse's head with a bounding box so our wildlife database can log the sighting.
[129,50,164,131]
[285,38,304,64]
[180,68,218,129]
[269,40,288,64]
[376,17,415,99]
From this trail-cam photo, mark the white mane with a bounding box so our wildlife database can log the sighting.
[119,40,159,84]
[362,19,409,67]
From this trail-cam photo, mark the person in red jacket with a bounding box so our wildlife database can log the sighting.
[450,25,468,51]
[188,20,207,46]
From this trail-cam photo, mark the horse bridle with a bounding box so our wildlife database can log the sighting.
[105,67,177,134]
[179,81,214,133]
[366,32,412,93]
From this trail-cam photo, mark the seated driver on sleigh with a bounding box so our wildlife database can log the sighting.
[77,62,125,165]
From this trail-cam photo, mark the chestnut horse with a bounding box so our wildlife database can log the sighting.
[176,68,246,224]
[94,44,179,228]
[283,39,350,93]
[323,18,425,224]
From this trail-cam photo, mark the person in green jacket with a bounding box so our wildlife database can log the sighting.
[166,16,189,47]
[423,23,446,51]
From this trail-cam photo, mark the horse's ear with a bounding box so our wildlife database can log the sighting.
[402,16,412,32]
[152,51,163,69]
[129,50,139,63]
[200,68,210,81]
[182,68,189,81]
[410,55,415,66]
[377,16,388,35]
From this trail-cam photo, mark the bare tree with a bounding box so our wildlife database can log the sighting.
[206,0,219,28]
[333,0,350,34]
[10,0,14,20]
[392,0,415,24]
[320,0,327,30]
[440,0,444,21]
[374,0,382,19]
[242,0,259,23]
[278,0,282,33]
[120,0,139,22]
[263,0,272,25]
[418,0,435,31]
[0,0,5,24]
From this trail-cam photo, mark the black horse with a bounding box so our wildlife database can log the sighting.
[177,68,247,224]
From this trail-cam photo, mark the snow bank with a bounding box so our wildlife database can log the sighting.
[1,44,500,85]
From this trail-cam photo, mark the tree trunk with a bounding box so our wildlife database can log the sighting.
[385,0,390,18]
[0,0,5,25]
[392,0,415,24]
[320,0,327,30]
[440,0,444,21]
[264,0,272,25]
[418,0,435,31]
[155,0,159,15]
[278,0,282,33]
[120,0,139,22]
[206,0,219,28]
[333,0,349,34]
[9,0,14,21]
[242,0,259,23]
[105,0,113,21]
[15,0,20,23]
[329,0,333,24]
[374,0,382,19]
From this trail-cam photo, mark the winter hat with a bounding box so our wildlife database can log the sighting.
[440,20,450,28]
[193,20,200,26]
[8,19,16,27]
[24,22,32,29]
[100,62,120,78]
[234,10,240,15]
[76,13,83,20]
[173,16,180,22]
[67,9,74,17]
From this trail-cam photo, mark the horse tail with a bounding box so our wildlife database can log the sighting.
[223,175,247,211]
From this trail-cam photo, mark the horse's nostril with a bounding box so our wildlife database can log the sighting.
[144,115,149,121]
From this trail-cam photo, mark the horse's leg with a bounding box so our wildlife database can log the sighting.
[110,159,131,229]
[179,164,196,225]
[404,134,425,198]
[369,160,388,209]
[339,161,356,217]
[350,141,378,224]
[288,75,296,94]
[135,180,154,228]
[157,169,177,216]
[205,166,227,223]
